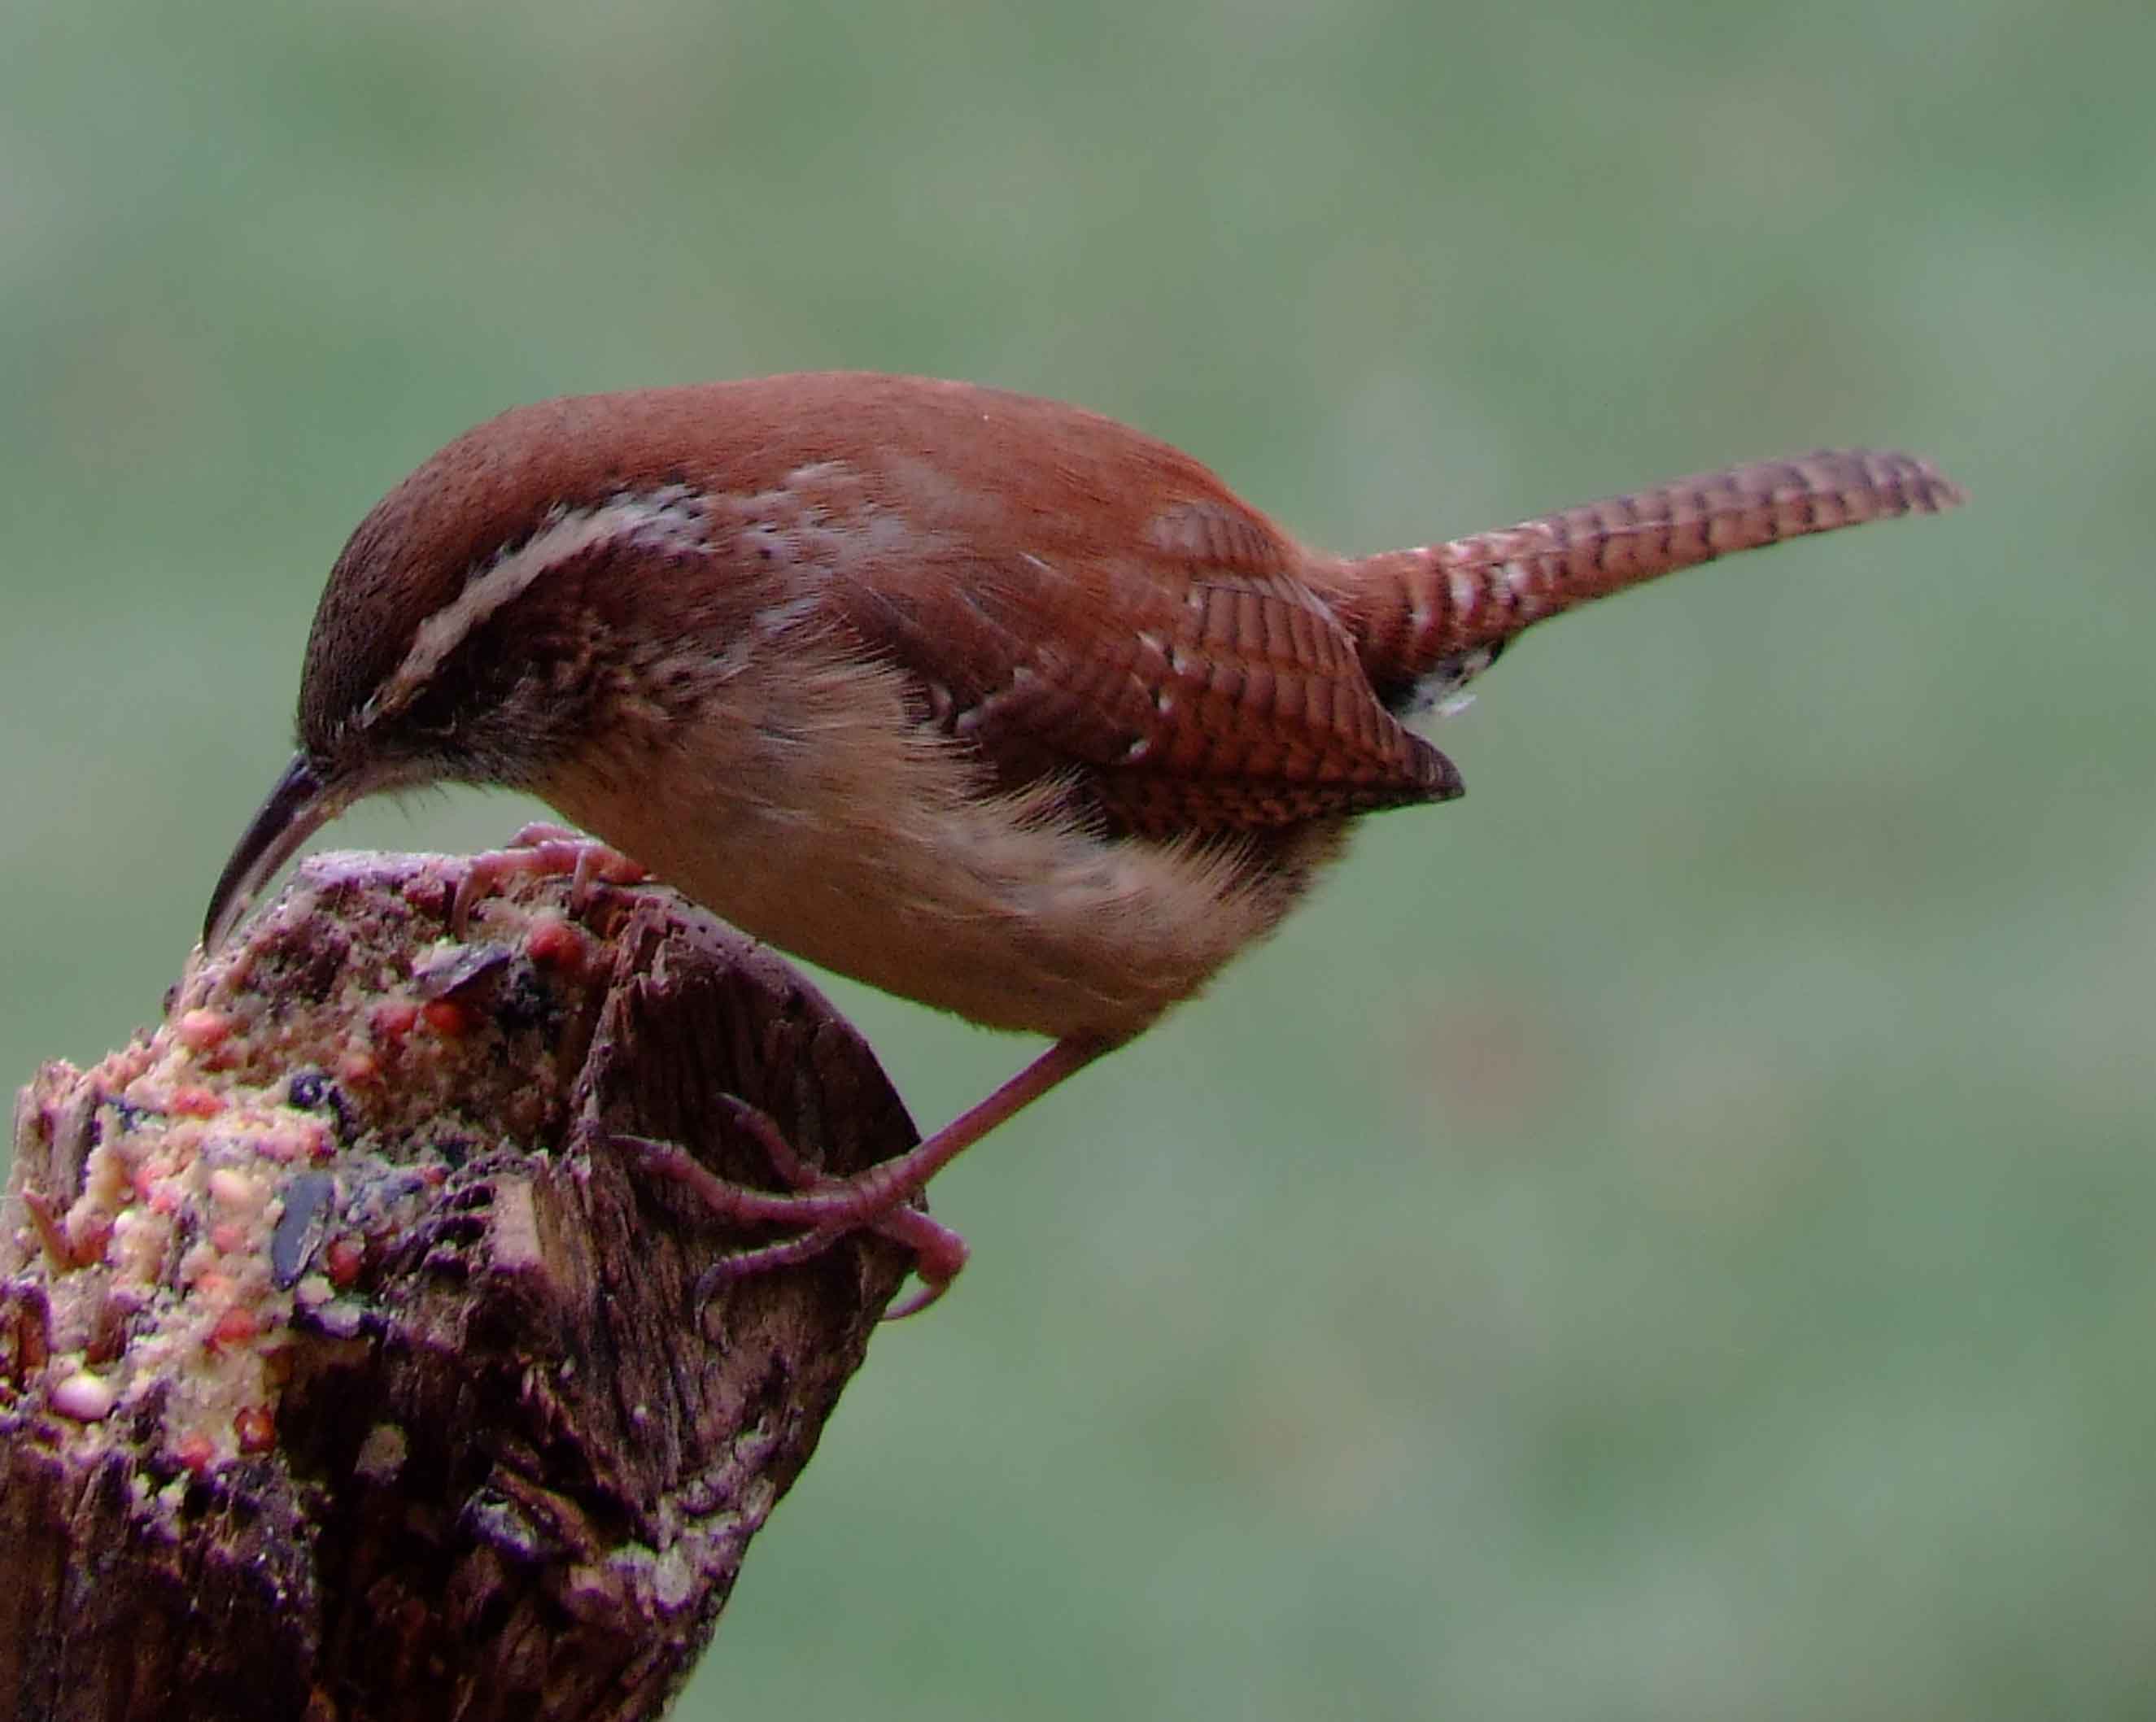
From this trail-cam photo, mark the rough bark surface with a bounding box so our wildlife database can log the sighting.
[0,852,915,1721]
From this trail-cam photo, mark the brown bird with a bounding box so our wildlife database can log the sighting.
[203,372,1964,1313]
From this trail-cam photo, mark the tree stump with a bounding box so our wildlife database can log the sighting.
[0,852,916,1721]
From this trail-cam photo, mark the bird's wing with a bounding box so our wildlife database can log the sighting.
[822,495,1461,835]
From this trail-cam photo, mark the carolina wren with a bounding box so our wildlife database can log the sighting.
[203,372,1963,1312]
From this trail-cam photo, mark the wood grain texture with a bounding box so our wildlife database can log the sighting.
[0,853,914,1722]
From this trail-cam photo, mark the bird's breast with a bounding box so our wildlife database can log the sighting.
[537,643,1303,1040]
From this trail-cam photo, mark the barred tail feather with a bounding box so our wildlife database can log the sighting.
[1338,449,1966,706]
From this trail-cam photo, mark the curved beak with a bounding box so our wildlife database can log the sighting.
[202,754,344,953]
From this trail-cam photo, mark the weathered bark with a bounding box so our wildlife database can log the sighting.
[0,852,915,1721]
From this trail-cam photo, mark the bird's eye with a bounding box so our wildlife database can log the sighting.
[395,677,465,742]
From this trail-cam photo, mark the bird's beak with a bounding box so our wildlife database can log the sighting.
[202,753,344,953]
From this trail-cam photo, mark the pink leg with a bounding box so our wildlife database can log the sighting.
[452,823,648,935]
[644,1096,971,1318]
[619,1035,1115,1316]
[687,1213,965,1320]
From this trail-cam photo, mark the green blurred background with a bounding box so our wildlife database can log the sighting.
[5,1,2152,1715]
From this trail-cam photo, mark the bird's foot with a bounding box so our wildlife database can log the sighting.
[617,1037,1110,1323]
[452,822,648,935]
[620,1094,969,1321]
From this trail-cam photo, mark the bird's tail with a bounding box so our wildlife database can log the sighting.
[1323,449,1966,708]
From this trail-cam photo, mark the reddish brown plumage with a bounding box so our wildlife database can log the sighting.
[304,375,1465,839]
[298,378,1961,857]
[209,373,1965,1310]
[1323,447,1966,704]
[259,370,1974,1035]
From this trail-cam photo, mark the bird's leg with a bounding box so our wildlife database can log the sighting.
[691,1094,970,1318]
[452,822,649,935]
[636,1131,971,1319]
[619,1035,1117,1314]
[692,1218,963,1320]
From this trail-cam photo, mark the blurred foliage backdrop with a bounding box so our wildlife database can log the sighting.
[5,1,2153,1716]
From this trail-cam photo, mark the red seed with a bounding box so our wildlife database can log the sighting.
[233,1406,277,1454]
[176,1009,233,1053]
[369,1001,419,1042]
[209,1221,248,1254]
[168,1086,226,1118]
[421,998,477,1039]
[174,1433,217,1474]
[209,1305,260,1349]
[325,1237,364,1289]
[525,915,584,971]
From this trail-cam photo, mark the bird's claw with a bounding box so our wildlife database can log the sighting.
[619,1095,967,1321]
[452,822,648,937]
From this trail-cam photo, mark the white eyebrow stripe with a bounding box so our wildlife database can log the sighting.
[377,487,709,717]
